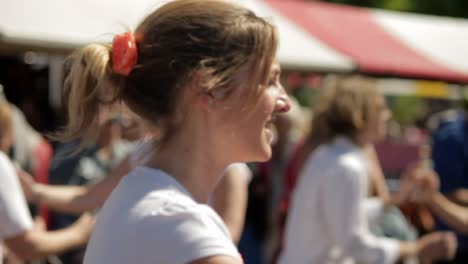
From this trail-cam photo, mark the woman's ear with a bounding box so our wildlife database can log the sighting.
[196,91,216,111]
[185,71,214,111]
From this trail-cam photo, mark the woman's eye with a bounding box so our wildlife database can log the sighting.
[269,75,279,86]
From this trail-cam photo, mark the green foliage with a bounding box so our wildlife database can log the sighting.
[322,0,468,18]
[390,96,423,126]
[292,86,319,108]
[379,0,413,12]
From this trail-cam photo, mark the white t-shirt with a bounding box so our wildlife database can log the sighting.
[0,152,33,262]
[84,166,242,264]
[128,139,153,168]
[278,137,399,264]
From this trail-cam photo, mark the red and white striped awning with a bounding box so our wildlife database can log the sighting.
[238,0,355,72]
[2,0,468,82]
[261,0,468,83]
[0,0,355,72]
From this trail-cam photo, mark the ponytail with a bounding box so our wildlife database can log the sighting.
[52,44,122,148]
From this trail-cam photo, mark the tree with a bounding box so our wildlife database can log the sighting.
[390,95,424,126]
[321,0,468,19]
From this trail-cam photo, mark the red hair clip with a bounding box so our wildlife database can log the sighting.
[112,32,138,76]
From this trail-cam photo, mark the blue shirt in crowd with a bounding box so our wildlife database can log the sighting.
[431,110,468,251]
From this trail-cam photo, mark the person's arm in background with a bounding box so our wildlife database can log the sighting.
[211,164,250,244]
[365,144,390,201]
[0,153,95,261]
[446,189,468,206]
[408,168,468,235]
[19,156,132,214]
[427,192,468,234]
[363,144,416,227]
[4,213,94,261]
[323,163,456,264]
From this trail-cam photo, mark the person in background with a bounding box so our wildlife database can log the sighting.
[0,84,45,174]
[278,76,456,264]
[0,84,53,228]
[0,101,94,263]
[405,167,468,235]
[424,89,468,263]
[51,1,290,263]
[274,102,418,263]
[211,163,252,244]
[51,115,131,264]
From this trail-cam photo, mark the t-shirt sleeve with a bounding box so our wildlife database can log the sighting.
[137,204,241,263]
[0,153,33,239]
[129,139,154,168]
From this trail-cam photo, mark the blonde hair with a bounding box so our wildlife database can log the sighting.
[54,0,278,148]
[57,44,120,147]
[307,75,383,147]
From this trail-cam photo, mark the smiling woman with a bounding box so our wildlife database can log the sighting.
[52,0,290,264]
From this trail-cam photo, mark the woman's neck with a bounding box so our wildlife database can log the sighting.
[147,136,228,203]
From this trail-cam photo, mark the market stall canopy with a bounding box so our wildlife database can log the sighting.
[0,0,157,51]
[266,0,468,83]
[239,0,355,72]
[4,0,468,81]
[0,0,355,72]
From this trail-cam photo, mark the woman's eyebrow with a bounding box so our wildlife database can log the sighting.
[271,67,281,76]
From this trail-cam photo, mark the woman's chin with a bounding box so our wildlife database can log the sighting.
[235,143,271,163]
[256,153,271,162]
[242,133,274,163]
[257,141,272,162]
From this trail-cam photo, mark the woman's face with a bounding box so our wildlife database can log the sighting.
[216,61,291,163]
[120,117,146,142]
[363,94,390,144]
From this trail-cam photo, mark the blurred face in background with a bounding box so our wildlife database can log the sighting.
[362,94,390,144]
[120,117,147,142]
[96,118,123,148]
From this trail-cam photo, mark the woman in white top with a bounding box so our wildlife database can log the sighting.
[52,1,290,263]
[0,102,94,262]
[278,76,456,264]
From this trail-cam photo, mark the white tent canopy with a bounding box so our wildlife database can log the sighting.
[374,10,468,75]
[0,0,355,72]
[0,0,159,50]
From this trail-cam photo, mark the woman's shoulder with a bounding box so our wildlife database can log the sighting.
[0,151,17,175]
[0,150,11,164]
[130,189,238,263]
[120,167,209,217]
[304,143,366,179]
[133,205,239,263]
